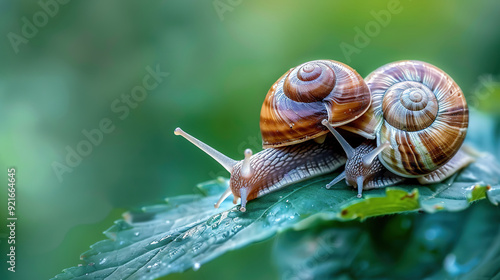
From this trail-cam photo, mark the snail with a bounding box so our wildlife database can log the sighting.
[322,60,475,197]
[175,60,373,211]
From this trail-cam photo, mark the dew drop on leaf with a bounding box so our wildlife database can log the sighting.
[193,262,201,271]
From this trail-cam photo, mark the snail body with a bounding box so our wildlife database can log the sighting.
[324,61,474,197]
[175,59,371,211]
[174,128,346,211]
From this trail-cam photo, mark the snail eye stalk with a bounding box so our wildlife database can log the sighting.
[241,149,253,178]
[174,127,254,210]
[362,141,390,168]
[321,119,354,159]
[174,127,237,173]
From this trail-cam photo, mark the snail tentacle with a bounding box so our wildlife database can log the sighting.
[362,141,390,168]
[214,188,232,209]
[322,119,354,159]
[174,127,238,173]
[326,170,345,189]
[356,177,364,198]
[175,127,255,209]
[239,188,249,212]
[241,149,253,178]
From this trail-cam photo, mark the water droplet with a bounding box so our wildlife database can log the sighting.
[193,262,201,271]
[168,248,185,261]
[191,242,204,253]
[99,258,107,265]
[231,225,242,233]
[151,263,160,270]
[134,232,140,237]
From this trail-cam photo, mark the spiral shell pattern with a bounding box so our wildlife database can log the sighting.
[261,60,371,148]
[283,62,336,103]
[366,60,468,177]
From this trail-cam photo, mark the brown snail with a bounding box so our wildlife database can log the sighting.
[323,60,474,197]
[175,60,372,211]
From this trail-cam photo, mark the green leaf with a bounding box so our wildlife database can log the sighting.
[53,153,500,280]
[337,188,420,221]
[467,184,491,203]
[273,201,500,279]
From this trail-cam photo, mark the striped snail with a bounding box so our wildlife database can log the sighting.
[175,60,372,211]
[175,59,474,211]
[324,60,474,197]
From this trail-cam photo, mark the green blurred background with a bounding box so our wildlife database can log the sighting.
[0,0,499,279]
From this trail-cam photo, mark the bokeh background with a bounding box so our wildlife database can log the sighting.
[0,0,499,279]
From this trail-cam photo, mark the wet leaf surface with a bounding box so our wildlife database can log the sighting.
[53,152,500,280]
[273,202,500,280]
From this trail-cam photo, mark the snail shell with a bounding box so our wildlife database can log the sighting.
[365,60,469,177]
[260,60,372,148]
